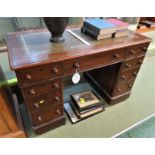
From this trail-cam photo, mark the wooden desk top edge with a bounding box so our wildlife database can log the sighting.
[7,28,152,71]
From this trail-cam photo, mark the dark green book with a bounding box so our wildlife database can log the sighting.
[81,26,113,40]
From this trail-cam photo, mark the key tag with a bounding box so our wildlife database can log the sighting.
[72,69,80,84]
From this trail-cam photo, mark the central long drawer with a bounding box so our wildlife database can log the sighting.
[62,48,125,76]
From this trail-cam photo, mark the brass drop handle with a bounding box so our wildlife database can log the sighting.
[52,67,59,74]
[133,72,137,76]
[55,96,60,102]
[128,84,132,88]
[56,109,61,114]
[121,75,126,80]
[26,74,32,80]
[53,82,59,89]
[113,53,120,58]
[125,63,131,68]
[34,103,39,109]
[37,116,42,121]
[29,89,35,95]
[74,62,80,69]
[142,47,147,51]
[129,50,136,55]
[117,88,122,92]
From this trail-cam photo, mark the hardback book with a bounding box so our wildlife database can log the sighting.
[70,98,104,114]
[140,20,155,28]
[69,100,104,119]
[81,26,113,40]
[70,90,102,111]
[83,18,116,35]
[114,30,129,38]
[106,18,128,30]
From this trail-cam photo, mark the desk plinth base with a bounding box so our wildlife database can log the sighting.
[101,92,130,105]
[84,72,130,105]
[33,115,66,135]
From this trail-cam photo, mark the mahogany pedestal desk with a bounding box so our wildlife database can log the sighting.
[7,28,151,134]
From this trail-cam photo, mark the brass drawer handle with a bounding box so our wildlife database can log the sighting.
[129,50,136,55]
[74,62,80,69]
[53,82,59,89]
[56,109,61,114]
[55,96,60,102]
[39,100,45,104]
[113,53,120,58]
[52,67,59,74]
[34,103,39,109]
[37,116,42,121]
[121,75,126,80]
[125,63,131,68]
[128,84,132,88]
[117,88,122,92]
[133,71,137,76]
[29,89,35,95]
[25,74,32,80]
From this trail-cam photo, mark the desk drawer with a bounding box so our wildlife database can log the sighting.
[27,91,62,112]
[121,56,144,71]
[22,79,62,98]
[32,104,63,125]
[125,43,149,59]
[118,68,140,83]
[17,63,62,86]
[63,49,125,75]
[112,80,134,96]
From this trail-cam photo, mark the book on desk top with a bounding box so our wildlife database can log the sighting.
[106,18,129,30]
[83,18,116,35]
[81,26,113,40]
[113,29,129,38]
[140,20,155,28]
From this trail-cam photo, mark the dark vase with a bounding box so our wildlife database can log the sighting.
[43,17,69,43]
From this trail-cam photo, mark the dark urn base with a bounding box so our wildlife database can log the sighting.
[50,36,65,43]
[43,17,69,43]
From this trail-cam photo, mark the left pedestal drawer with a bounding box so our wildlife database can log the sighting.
[31,104,63,126]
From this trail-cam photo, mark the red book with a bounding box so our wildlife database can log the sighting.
[106,18,128,30]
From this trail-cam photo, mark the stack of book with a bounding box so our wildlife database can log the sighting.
[81,18,116,40]
[106,18,129,38]
[140,20,155,28]
[70,90,104,119]
[81,18,129,40]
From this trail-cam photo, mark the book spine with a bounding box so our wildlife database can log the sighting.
[83,21,101,34]
[79,103,104,111]
[81,27,99,40]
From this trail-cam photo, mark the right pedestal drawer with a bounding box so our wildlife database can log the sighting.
[112,80,135,97]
